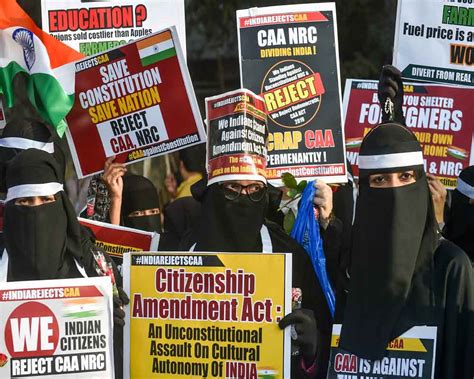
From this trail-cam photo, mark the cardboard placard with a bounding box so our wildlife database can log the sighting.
[65,27,206,178]
[0,277,114,378]
[205,89,267,185]
[78,217,159,270]
[393,0,474,87]
[237,3,347,185]
[123,252,291,379]
[342,79,474,188]
[327,324,437,379]
[41,0,186,57]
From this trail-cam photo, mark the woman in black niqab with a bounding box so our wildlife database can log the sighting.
[2,149,84,281]
[339,123,474,378]
[121,174,162,232]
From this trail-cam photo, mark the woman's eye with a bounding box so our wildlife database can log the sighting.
[247,185,259,193]
[373,176,385,183]
[226,183,241,192]
[400,172,414,181]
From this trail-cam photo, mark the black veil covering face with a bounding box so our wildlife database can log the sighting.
[186,182,268,253]
[339,123,438,360]
[3,149,84,281]
[445,166,474,261]
[121,174,161,232]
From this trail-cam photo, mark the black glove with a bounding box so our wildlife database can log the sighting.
[378,65,405,124]
[118,287,130,306]
[278,308,318,360]
[113,287,129,327]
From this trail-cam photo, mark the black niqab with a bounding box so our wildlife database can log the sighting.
[3,149,84,280]
[339,123,438,359]
[185,182,268,252]
[121,174,161,232]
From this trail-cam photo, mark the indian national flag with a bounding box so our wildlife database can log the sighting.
[257,369,278,379]
[0,0,84,137]
[63,298,100,318]
[447,145,469,160]
[345,137,363,149]
[137,30,176,67]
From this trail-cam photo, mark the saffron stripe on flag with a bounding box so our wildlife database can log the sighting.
[138,39,174,59]
[140,48,176,66]
[136,31,172,50]
[0,0,84,137]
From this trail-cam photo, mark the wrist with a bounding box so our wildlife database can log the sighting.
[110,193,122,201]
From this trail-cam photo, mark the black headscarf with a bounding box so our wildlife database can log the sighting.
[0,117,63,193]
[445,166,474,261]
[339,123,438,359]
[121,174,161,232]
[3,149,84,281]
[184,180,268,252]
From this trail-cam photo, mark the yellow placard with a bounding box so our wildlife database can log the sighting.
[124,252,291,379]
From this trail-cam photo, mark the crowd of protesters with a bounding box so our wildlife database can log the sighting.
[0,60,473,379]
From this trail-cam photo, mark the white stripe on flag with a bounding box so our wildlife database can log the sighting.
[0,27,75,95]
[358,151,424,169]
[52,61,76,97]
[138,39,174,59]
[457,177,474,199]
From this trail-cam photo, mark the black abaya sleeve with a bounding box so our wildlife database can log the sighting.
[433,239,474,379]
[265,221,332,379]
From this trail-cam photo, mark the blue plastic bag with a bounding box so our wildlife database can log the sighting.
[290,180,335,317]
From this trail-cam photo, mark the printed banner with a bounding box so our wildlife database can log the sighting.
[66,27,206,178]
[343,79,474,188]
[123,252,291,379]
[78,217,159,269]
[41,0,186,57]
[205,89,267,185]
[393,0,473,87]
[237,3,347,185]
[0,277,114,378]
[327,324,437,379]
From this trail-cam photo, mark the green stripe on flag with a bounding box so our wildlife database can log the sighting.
[28,73,75,137]
[141,48,176,66]
[0,61,74,137]
[0,61,26,107]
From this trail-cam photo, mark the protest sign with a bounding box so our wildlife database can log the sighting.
[343,79,474,188]
[42,0,186,57]
[393,0,473,87]
[123,252,291,379]
[205,89,267,185]
[66,27,206,178]
[0,277,114,378]
[78,217,159,268]
[237,3,347,185]
[326,324,437,379]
